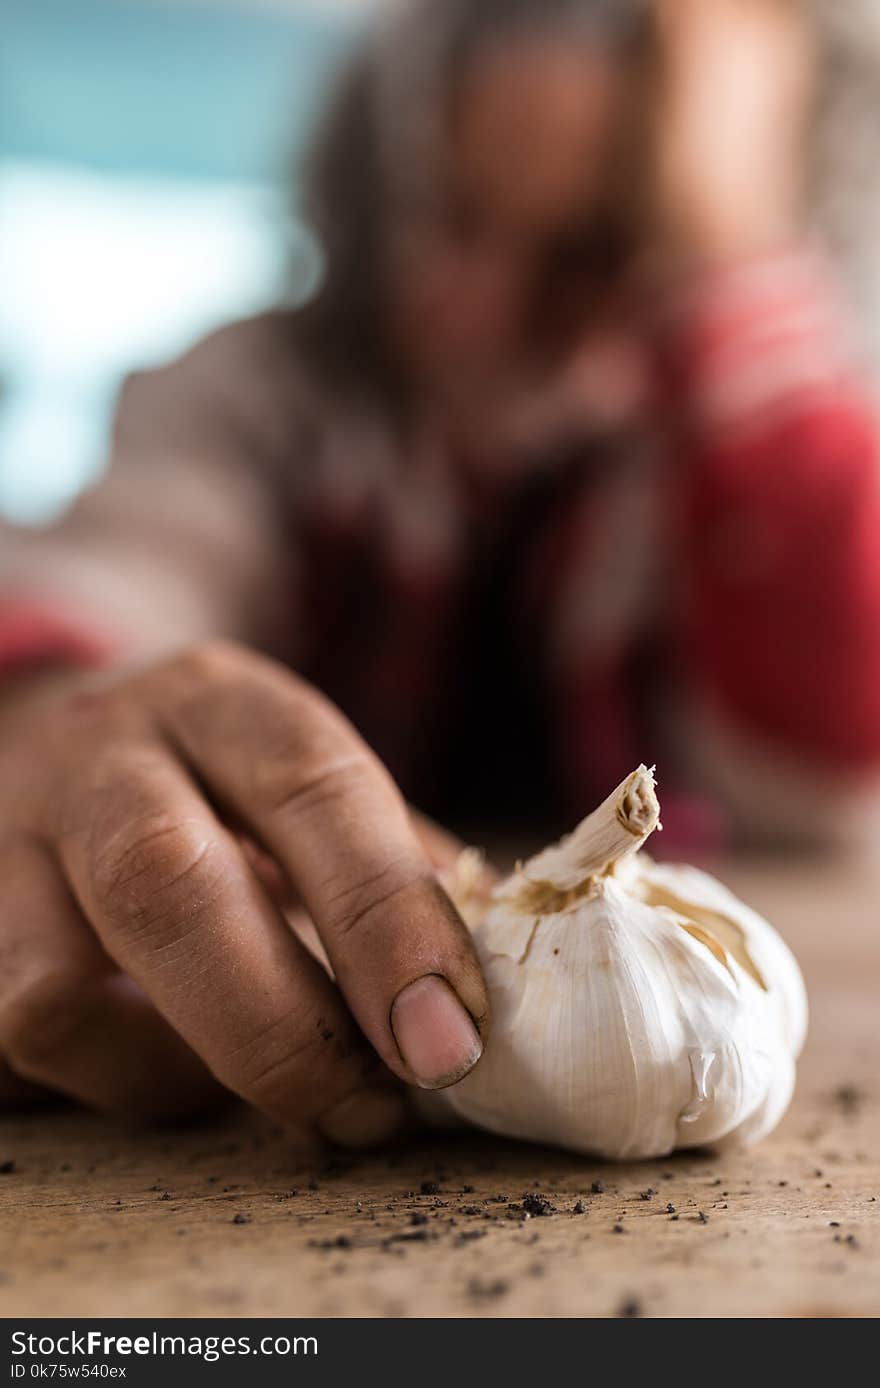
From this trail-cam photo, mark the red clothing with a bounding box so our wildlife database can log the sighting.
[664,252,880,768]
[0,598,114,677]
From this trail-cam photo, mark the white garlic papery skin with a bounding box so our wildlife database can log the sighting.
[425,767,808,1160]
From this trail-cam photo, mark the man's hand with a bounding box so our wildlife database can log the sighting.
[0,642,489,1145]
[648,0,817,268]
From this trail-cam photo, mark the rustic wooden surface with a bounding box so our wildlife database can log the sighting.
[0,856,877,1319]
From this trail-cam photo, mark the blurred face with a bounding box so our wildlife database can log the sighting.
[386,36,642,441]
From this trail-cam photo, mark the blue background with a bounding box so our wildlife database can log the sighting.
[1,0,364,520]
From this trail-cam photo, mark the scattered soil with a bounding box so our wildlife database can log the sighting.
[521,1193,555,1217]
[618,1297,643,1318]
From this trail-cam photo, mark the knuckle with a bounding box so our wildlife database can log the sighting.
[219,1008,366,1117]
[255,749,375,820]
[2,970,101,1075]
[54,729,154,844]
[170,639,248,686]
[326,861,423,943]
[89,812,228,940]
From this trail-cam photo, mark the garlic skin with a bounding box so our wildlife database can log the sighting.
[424,767,807,1160]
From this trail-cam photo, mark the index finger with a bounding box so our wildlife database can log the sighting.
[147,644,490,1090]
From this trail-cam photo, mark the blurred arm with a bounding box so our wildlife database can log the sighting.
[662,249,880,842]
[0,314,303,672]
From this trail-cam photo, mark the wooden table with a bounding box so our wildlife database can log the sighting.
[1,857,877,1319]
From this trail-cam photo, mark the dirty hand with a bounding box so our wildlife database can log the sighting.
[0,642,489,1145]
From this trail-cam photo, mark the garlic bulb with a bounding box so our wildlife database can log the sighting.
[425,767,807,1160]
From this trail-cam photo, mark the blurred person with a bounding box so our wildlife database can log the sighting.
[1,0,879,1134]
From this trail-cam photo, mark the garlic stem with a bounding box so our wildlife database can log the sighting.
[505,765,660,901]
[617,765,661,840]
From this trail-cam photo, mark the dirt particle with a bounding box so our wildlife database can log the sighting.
[617,1297,643,1318]
[833,1084,863,1115]
[311,1234,352,1250]
[521,1193,556,1217]
[573,1201,587,1215]
[591,1180,605,1194]
[420,1181,440,1196]
[612,1223,626,1234]
[231,1213,251,1226]
[0,1161,16,1175]
[467,1278,509,1301]
[505,1204,531,1222]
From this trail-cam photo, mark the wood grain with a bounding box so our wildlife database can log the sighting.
[1,856,877,1318]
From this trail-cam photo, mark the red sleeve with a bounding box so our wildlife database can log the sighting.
[660,249,880,769]
[0,598,117,680]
